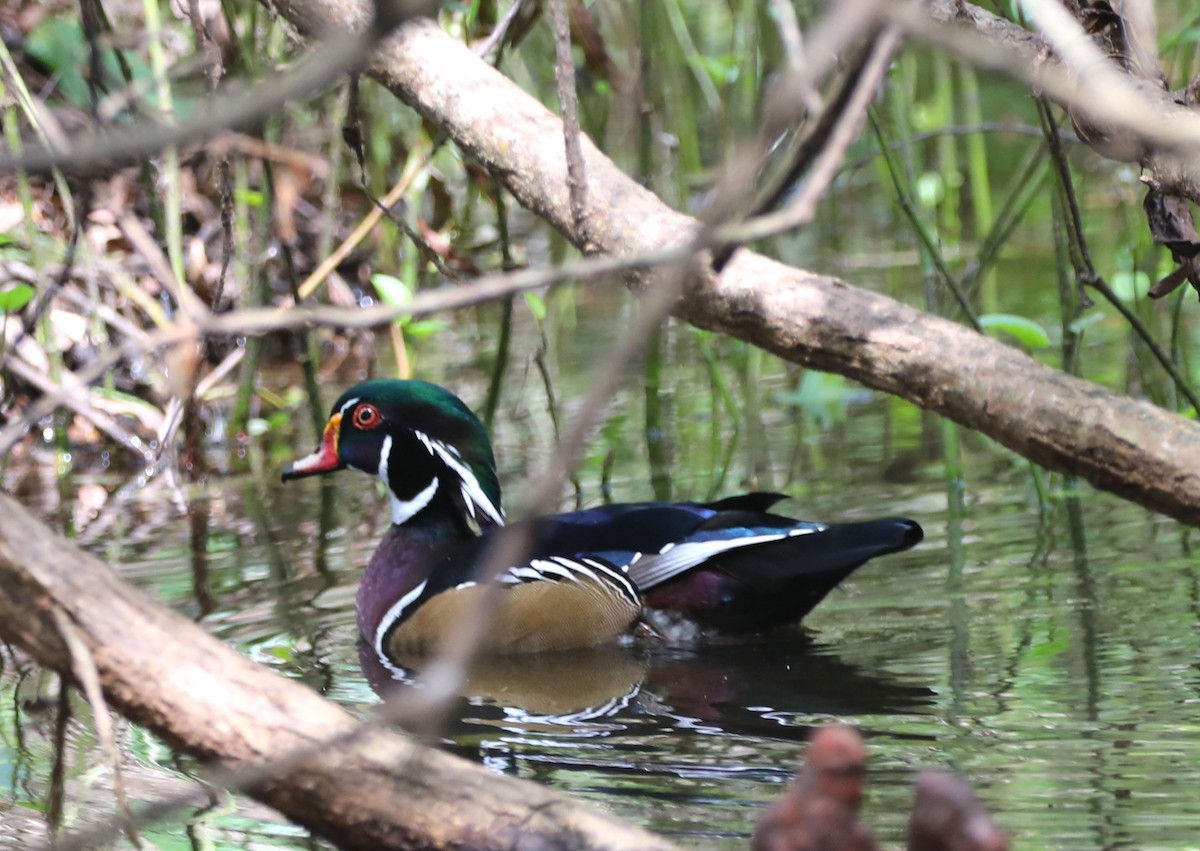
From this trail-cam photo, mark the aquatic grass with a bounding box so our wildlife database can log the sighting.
[693,330,743,500]
[640,2,699,205]
[482,181,515,431]
[932,53,960,244]
[142,0,185,289]
[739,344,771,491]
[728,0,762,143]
[644,325,670,501]
[958,66,997,311]
[230,159,264,438]
[961,139,1049,304]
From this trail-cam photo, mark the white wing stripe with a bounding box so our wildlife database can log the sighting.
[498,555,641,607]
[507,566,546,582]
[630,530,821,590]
[528,558,579,582]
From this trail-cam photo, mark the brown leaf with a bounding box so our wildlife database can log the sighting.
[273,169,300,247]
[1147,262,1191,299]
[1080,2,1131,69]
[1143,183,1200,260]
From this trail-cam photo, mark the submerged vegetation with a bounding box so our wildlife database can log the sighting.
[2,0,1200,848]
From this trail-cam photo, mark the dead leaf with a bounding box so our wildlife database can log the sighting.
[1143,180,1200,299]
[0,200,24,233]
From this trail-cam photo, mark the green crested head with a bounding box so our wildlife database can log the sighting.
[283,379,504,532]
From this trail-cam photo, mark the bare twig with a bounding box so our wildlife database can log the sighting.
[475,0,529,62]
[0,1,440,178]
[709,0,886,266]
[296,141,432,299]
[5,354,155,461]
[769,0,810,80]
[549,0,588,238]
[51,609,140,847]
[117,213,209,323]
[732,28,903,248]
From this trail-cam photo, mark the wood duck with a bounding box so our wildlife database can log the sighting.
[282,379,923,665]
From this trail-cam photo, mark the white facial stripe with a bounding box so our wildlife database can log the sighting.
[374,578,428,664]
[390,478,438,525]
[378,434,391,484]
[413,429,505,526]
[339,397,360,416]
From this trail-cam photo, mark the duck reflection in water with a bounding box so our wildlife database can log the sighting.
[358,635,933,740]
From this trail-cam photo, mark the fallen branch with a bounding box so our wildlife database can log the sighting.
[0,494,677,851]
[263,6,1200,525]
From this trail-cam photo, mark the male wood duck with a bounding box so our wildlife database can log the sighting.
[282,379,922,665]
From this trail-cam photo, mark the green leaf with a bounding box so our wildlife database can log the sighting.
[404,318,446,340]
[235,189,265,208]
[0,283,34,313]
[523,291,547,321]
[915,172,945,208]
[1110,270,1149,302]
[696,54,740,86]
[979,313,1051,349]
[25,18,152,110]
[371,273,413,308]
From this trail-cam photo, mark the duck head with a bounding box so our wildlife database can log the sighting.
[282,379,504,532]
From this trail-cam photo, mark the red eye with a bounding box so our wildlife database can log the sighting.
[352,404,382,429]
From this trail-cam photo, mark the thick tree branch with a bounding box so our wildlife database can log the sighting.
[0,495,675,851]
[261,4,1200,526]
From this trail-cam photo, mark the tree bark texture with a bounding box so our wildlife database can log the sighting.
[262,3,1200,526]
[0,494,677,851]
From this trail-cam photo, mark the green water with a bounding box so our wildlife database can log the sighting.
[5,279,1200,849]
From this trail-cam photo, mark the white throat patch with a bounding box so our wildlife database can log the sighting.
[379,434,439,525]
[390,479,439,525]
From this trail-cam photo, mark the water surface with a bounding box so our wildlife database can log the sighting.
[6,311,1199,850]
